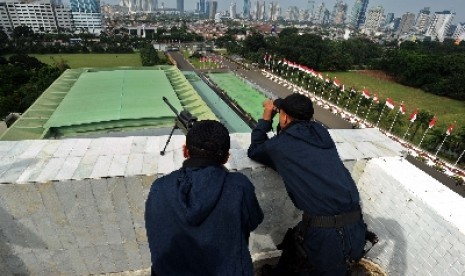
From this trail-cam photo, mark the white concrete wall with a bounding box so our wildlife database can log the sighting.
[1,130,464,275]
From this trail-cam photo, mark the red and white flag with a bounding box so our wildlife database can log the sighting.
[428,117,437,128]
[385,98,395,109]
[333,79,340,88]
[400,102,406,115]
[446,123,455,136]
[362,89,370,99]
[409,109,419,123]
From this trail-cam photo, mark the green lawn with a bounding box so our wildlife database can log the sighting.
[31,53,142,68]
[325,71,465,130]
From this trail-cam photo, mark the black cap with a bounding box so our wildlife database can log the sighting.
[274,94,314,120]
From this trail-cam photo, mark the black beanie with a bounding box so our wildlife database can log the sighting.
[186,120,230,160]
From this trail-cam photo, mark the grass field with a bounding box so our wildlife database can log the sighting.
[325,71,465,130]
[31,53,142,68]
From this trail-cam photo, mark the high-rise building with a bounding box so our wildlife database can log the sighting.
[199,0,205,13]
[268,1,279,21]
[120,0,157,12]
[176,0,183,14]
[349,0,369,29]
[209,0,217,19]
[452,23,465,41]
[385,13,394,25]
[70,0,101,33]
[243,0,250,19]
[397,12,416,35]
[364,6,384,33]
[415,7,430,33]
[426,10,455,42]
[229,2,236,19]
[0,0,72,34]
[205,1,210,16]
[313,2,325,24]
[331,0,347,26]
[307,0,314,21]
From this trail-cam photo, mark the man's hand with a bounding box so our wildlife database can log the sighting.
[262,99,276,121]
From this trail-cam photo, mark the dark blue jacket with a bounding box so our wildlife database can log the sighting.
[248,119,366,271]
[145,157,264,276]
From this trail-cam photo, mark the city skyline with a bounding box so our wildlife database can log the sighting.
[109,0,465,23]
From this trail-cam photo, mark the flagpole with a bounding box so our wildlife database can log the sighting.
[434,134,448,158]
[375,105,387,128]
[418,128,430,148]
[402,122,413,140]
[354,95,363,116]
[363,100,374,124]
[388,109,401,133]
[455,149,465,166]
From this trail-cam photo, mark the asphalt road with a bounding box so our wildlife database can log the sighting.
[168,51,353,129]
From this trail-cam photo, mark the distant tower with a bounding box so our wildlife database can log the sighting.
[176,0,183,14]
[397,12,416,35]
[205,1,210,16]
[199,0,205,13]
[230,2,236,19]
[307,0,314,21]
[364,6,384,32]
[426,10,455,42]
[243,0,250,19]
[209,0,217,19]
[70,0,100,13]
[349,0,369,29]
[331,0,347,26]
[415,7,430,33]
[385,13,394,25]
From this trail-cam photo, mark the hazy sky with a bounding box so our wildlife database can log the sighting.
[156,0,465,23]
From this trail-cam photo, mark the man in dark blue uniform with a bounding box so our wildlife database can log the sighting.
[248,94,366,275]
[146,120,264,276]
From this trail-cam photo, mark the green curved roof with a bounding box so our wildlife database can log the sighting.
[1,66,217,140]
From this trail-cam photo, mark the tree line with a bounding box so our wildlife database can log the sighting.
[221,27,465,101]
[0,54,68,119]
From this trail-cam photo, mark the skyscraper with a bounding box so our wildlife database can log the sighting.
[415,7,430,33]
[199,0,205,13]
[426,10,455,42]
[229,2,236,19]
[349,0,369,29]
[209,0,217,19]
[71,0,99,13]
[70,0,101,33]
[243,0,250,19]
[364,6,384,33]
[397,12,416,35]
[331,0,347,26]
[176,0,183,14]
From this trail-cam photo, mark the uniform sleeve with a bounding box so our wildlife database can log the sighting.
[240,175,264,232]
[247,119,276,170]
[145,181,159,264]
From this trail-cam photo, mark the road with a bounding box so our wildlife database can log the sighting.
[168,51,353,129]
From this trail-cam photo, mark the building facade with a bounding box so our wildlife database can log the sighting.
[331,0,347,26]
[364,5,384,33]
[349,0,369,29]
[415,7,430,33]
[229,2,236,19]
[452,22,465,41]
[176,0,183,14]
[425,10,455,42]
[243,0,250,19]
[0,0,72,34]
[397,12,416,36]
